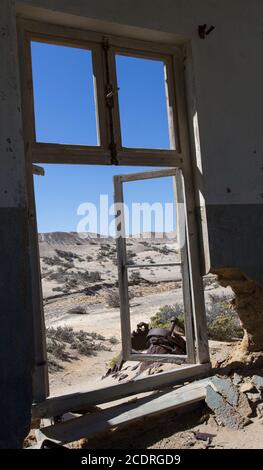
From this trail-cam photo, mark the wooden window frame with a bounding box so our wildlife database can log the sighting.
[17,19,184,167]
[17,19,210,413]
[114,168,196,365]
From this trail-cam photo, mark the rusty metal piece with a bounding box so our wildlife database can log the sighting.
[147,328,170,339]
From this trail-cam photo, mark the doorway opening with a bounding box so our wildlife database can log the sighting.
[18,19,210,441]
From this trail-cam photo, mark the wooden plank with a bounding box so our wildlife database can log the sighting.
[126,262,181,269]
[117,153,182,168]
[174,170,196,363]
[119,167,177,183]
[37,383,207,444]
[32,164,44,176]
[164,58,178,151]
[128,353,187,364]
[17,22,49,402]
[32,363,210,419]
[31,142,111,164]
[17,19,181,57]
[114,176,131,360]
[31,143,183,167]
[172,56,210,365]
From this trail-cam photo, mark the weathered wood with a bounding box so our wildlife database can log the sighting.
[17,19,181,57]
[119,168,178,183]
[172,56,210,365]
[174,170,196,363]
[36,382,208,444]
[128,353,187,364]
[126,262,181,269]
[17,21,49,402]
[32,363,211,419]
[31,143,182,167]
[18,19,183,167]
[114,175,131,360]
[32,164,44,176]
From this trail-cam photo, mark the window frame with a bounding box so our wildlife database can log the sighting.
[17,19,184,167]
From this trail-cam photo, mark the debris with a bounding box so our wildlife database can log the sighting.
[256,403,263,418]
[193,431,215,444]
[252,375,263,391]
[237,393,253,418]
[210,375,239,406]
[205,385,250,430]
[233,373,243,386]
[246,392,262,403]
[240,382,255,393]
[118,373,129,382]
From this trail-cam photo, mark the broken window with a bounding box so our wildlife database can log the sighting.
[114,168,195,365]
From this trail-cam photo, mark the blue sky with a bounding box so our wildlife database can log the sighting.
[31,41,175,234]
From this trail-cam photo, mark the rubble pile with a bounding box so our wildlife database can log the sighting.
[205,373,263,429]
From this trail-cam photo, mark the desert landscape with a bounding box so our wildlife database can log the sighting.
[22,231,263,449]
[39,232,239,394]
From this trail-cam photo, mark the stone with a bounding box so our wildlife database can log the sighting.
[252,375,263,391]
[240,382,255,393]
[210,375,239,406]
[205,385,250,430]
[193,431,215,444]
[233,373,243,386]
[246,392,262,403]
[257,403,263,418]
[237,393,253,418]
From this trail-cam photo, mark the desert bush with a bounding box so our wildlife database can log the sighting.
[109,336,119,345]
[43,256,74,269]
[158,245,171,255]
[130,271,141,284]
[55,249,83,263]
[127,251,136,265]
[47,270,101,290]
[149,296,243,342]
[68,305,88,315]
[97,244,115,260]
[206,293,242,340]
[46,326,111,373]
[87,271,101,282]
[150,304,185,331]
[106,289,120,308]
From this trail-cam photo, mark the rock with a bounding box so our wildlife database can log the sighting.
[233,373,243,386]
[210,375,239,406]
[246,392,262,403]
[193,431,215,444]
[252,375,263,392]
[257,403,263,418]
[237,393,253,418]
[205,385,250,430]
[240,382,255,393]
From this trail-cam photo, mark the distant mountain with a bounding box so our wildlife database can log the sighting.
[38,232,104,246]
[38,231,177,246]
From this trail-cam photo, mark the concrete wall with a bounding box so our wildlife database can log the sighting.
[0,0,34,448]
[16,0,263,284]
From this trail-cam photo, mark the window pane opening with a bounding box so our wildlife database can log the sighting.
[116,55,172,150]
[31,42,99,146]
